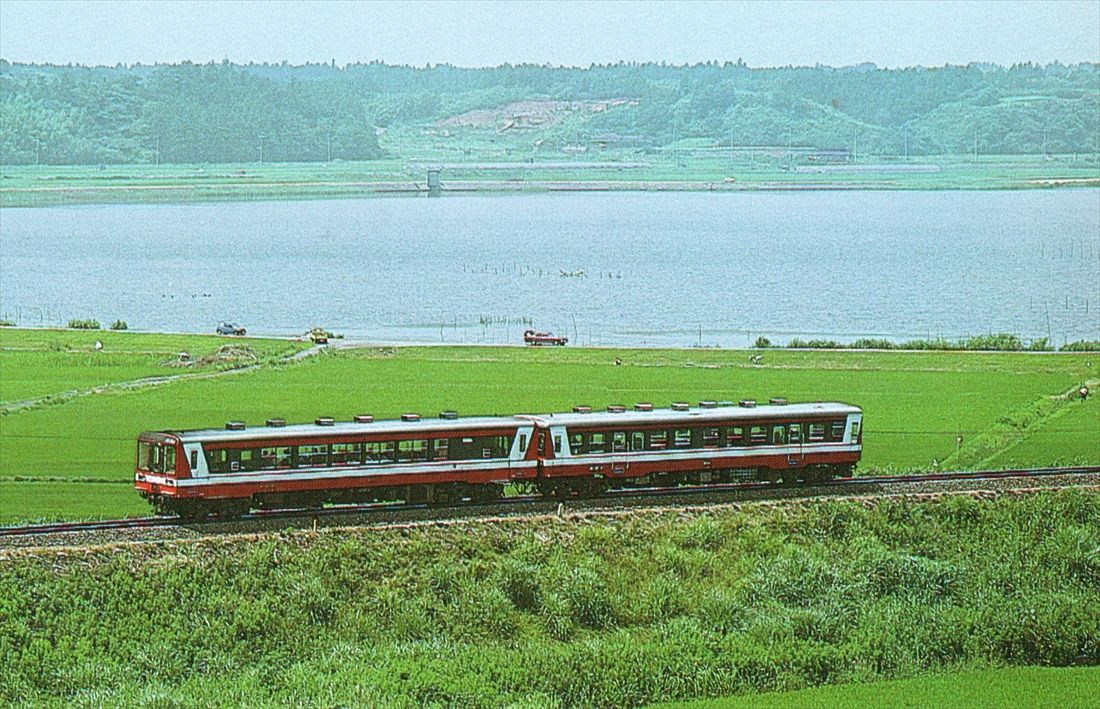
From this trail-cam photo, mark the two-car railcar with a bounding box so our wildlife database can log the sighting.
[135,400,862,518]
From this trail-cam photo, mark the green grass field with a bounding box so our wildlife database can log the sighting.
[660,666,1100,708]
[0,329,1096,523]
[2,490,1097,706]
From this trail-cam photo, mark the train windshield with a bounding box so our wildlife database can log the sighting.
[137,441,176,474]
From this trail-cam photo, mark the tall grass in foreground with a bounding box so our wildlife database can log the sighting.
[1,490,1097,707]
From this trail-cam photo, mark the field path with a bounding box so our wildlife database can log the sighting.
[0,343,327,416]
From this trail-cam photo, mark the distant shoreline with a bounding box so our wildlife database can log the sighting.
[3,157,1099,208]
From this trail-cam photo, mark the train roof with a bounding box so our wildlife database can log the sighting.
[150,401,860,444]
[520,401,860,427]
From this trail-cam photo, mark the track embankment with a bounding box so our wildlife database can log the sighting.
[1,468,1096,553]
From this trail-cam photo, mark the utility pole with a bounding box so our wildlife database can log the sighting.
[257,133,265,164]
[155,135,160,166]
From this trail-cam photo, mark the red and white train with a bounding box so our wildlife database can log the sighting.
[135,400,863,518]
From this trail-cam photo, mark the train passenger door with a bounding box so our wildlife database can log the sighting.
[787,422,804,468]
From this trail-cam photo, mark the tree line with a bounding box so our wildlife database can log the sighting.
[1,59,1096,165]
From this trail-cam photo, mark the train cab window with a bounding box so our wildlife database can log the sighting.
[749,426,767,444]
[588,432,606,454]
[537,433,547,457]
[431,438,449,461]
[398,439,428,462]
[518,434,528,454]
[772,426,788,445]
[164,446,176,473]
[571,433,583,454]
[808,423,826,442]
[789,423,803,443]
[190,450,198,470]
[850,421,861,441]
[138,442,153,470]
[553,435,562,454]
[631,431,645,451]
[612,432,627,452]
[298,444,329,468]
[702,428,720,447]
[725,426,746,446]
[830,421,845,441]
[649,430,667,449]
[674,429,691,448]
[331,443,361,465]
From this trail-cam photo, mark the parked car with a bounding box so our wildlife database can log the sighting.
[216,322,247,336]
[523,329,568,346]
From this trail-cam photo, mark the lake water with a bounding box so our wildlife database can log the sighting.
[2,190,1098,347]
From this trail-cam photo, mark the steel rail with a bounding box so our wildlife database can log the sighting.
[2,465,1097,539]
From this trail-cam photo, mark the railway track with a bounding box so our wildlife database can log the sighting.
[2,465,1097,542]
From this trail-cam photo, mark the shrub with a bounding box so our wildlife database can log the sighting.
[1061,340,1100,352]
[787,338,841,349]
[753,336,772,348]
[850,338,895,350]
[110,320,128,331]
[67,319,100,330]
[0,319,14,327]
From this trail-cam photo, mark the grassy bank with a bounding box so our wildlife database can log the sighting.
[1,489,1097,706]
[2,154,1098,207]
[0,328,1096,523]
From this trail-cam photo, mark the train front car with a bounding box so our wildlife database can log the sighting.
[135,431,191,515]
[136,414,537,519]
[527,400,862,494]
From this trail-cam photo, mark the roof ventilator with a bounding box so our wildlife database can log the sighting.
[671,402,690,411]
[353,415,374,424]
[607,405,626,413]
[769,398,788,405]
[739,400,757,408]
[572,405,592,414]
[634,402,653,411]
[265,418,286,428]
[225,421,246,431]
[439,411,458,420]
[401,413,421,422]
[698,400,717,409]
[315,417,335,426]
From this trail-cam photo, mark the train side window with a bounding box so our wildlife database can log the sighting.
[850,421,861,441]
[725,426,746,446]
[702,428,720,447]
[612,432,626,452]
[299,444,329,468]
[772,426,787,445]
[631,431,644,451]
[205,448,227,473]
[571,433,583,454]
[431,438,449,461]
[239,449,256,471]
[649,430,667,449]
[749,426,767,444]
[789,423,803,443]
[674,429,691,447]
[332,443,361,465]
[398,439,428,462]
[808,423,826,442]
[830,420,845,440]
[275,446,292,469]
[553,435,562,454]
[258,447,277,470]
[189,450,198,470]
[518,434,527,454]
[588,432,606,454]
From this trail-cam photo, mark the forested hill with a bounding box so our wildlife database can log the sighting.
[1,59,1097,165]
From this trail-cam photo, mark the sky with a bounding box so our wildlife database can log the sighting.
[1,0,1098,69]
